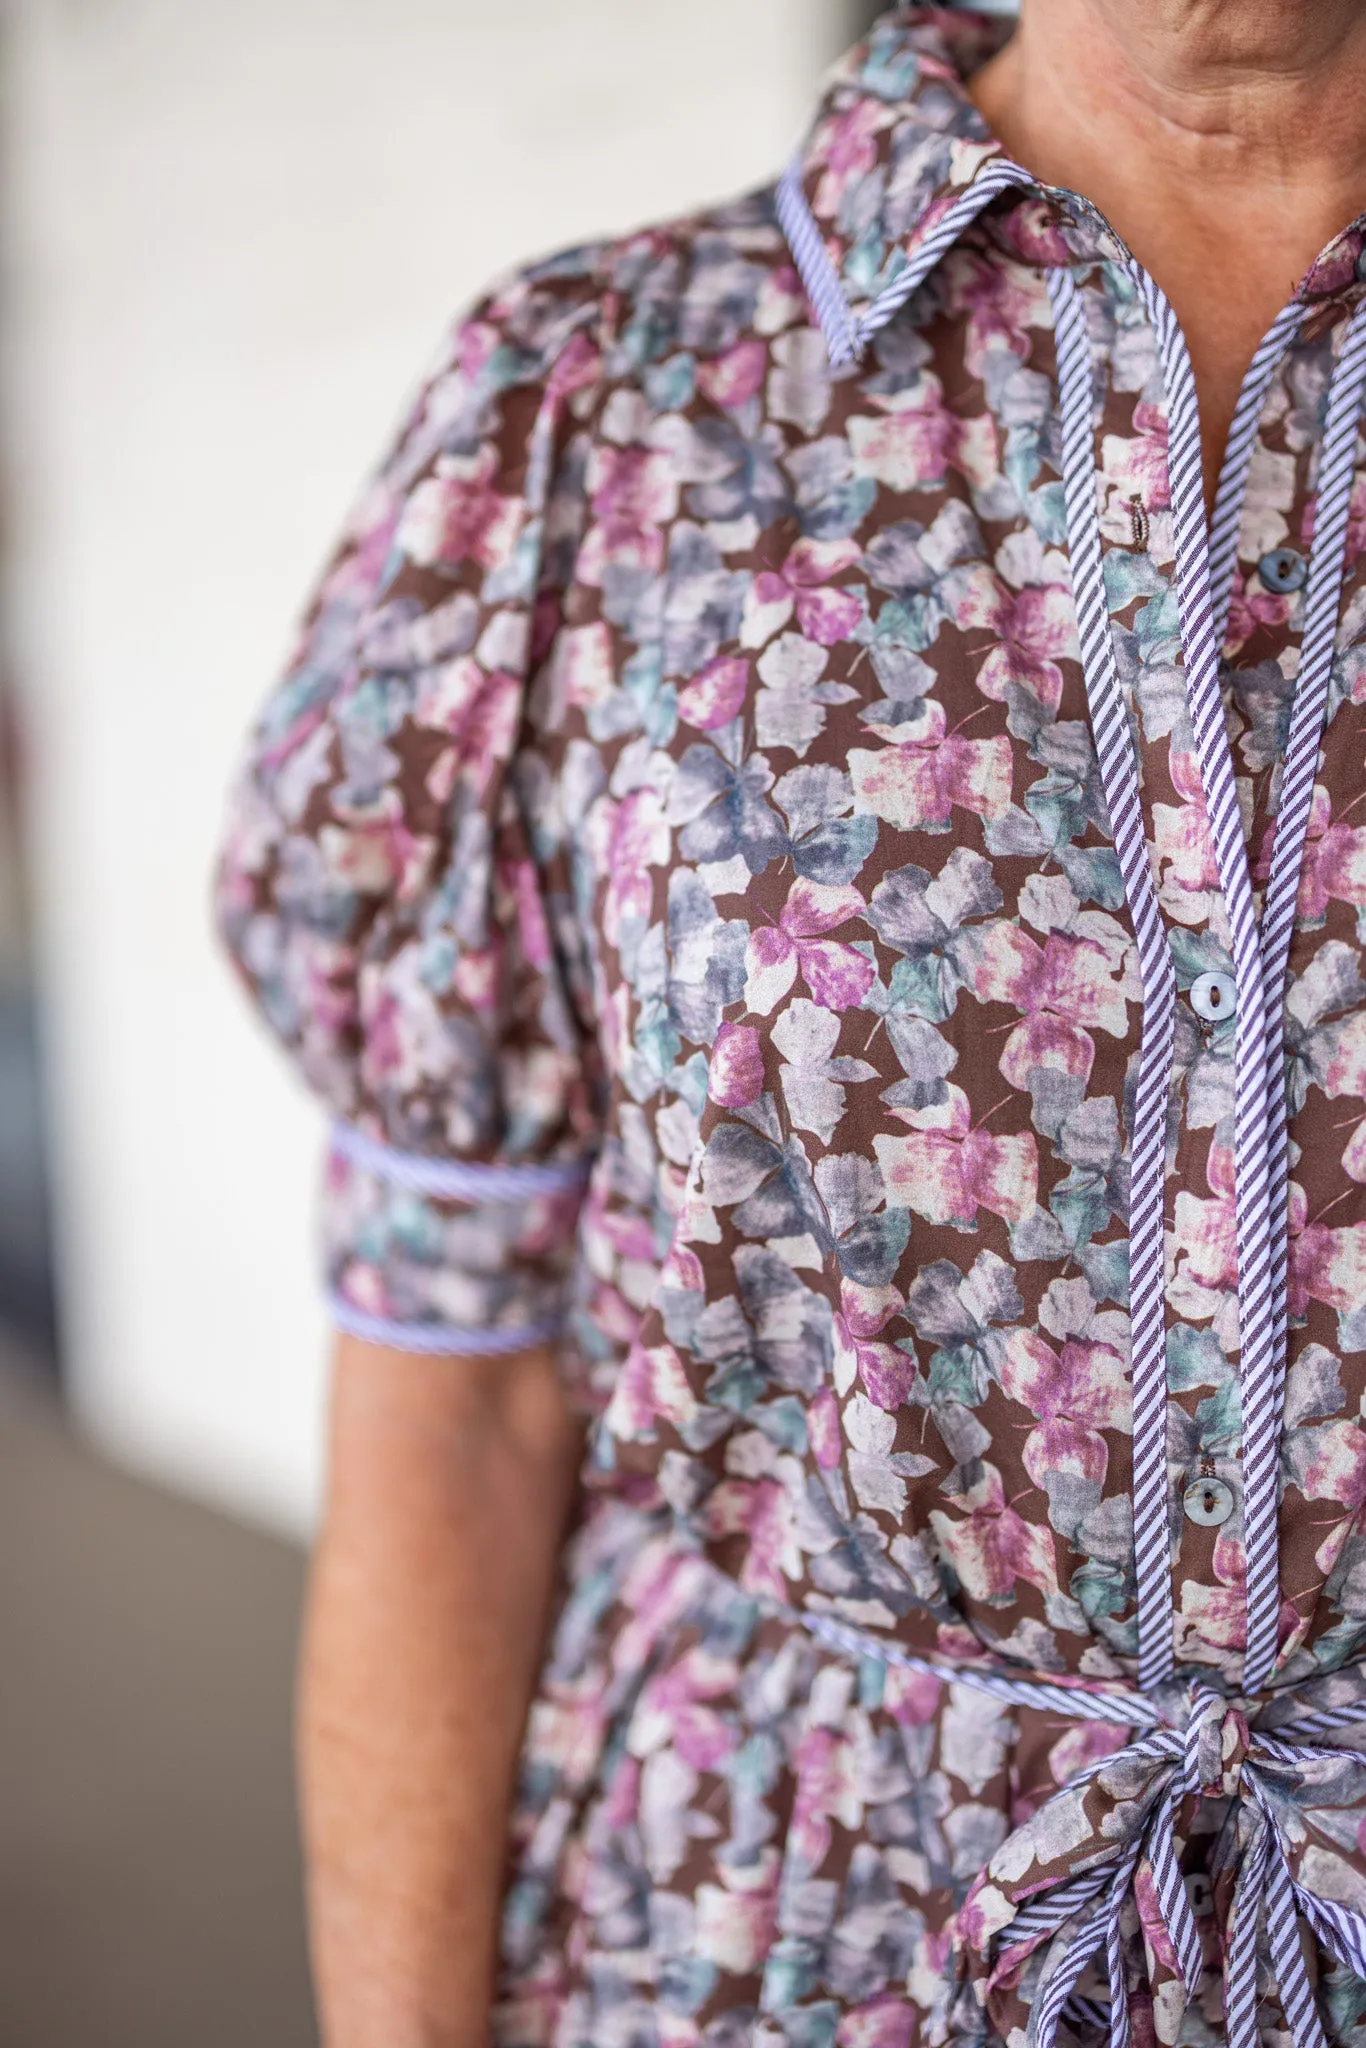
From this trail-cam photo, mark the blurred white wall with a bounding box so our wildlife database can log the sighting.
[2,0,855,1535]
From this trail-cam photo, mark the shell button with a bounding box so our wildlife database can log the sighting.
[1190,971,1237,1023]
[1184,1476,1234,1527]
[1258,546,1308,594]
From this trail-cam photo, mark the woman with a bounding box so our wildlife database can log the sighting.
[218,3,1366,2043]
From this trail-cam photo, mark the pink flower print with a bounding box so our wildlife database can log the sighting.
[635,1646,740,1774]
[1153,748,1221,918]
[703,1476,800,1602]
[746,538,865,650]
[1176,1547,1247,1656]
[455,315,499,383]
[836,1283,915,1414]
[930,1463,1060,1604]
[995,1328,1131,1490]
[883,1665,944,1730]
[946,248,1040,376]
[1296,1418,1366,1511]
[1287,1178,1366,1317]
[398,447,522,572]
[849,700,1014,833]
[812,97,888,215]
[956,569,1078,715]
[709,1022,765,1107]
[837,1997,914,2048]
[1102,400,1171,513]
[1173,1141,1238,1293]
[677,654,749,731]
[1343,1119,1366,1187]
[1345,470,1366,572]
[854,1341,917,1413]
[789,1726,844,1871]
[1302,230,1365,301]
[874,1084,1038,1231]
[1133,1862,1182,1976]
[1223,570,1290,654]
[321,799,422,901]
[597,787,668,946]
[696,340,767,411]
[848,383,1000,494]
[1279,785,1366,920]
[577,443,678,585]
[659,1237,704,1294]
[744,878,874,1014]
[554,621,616,713]
[967,922,1130,1091]
[1046,1720,1128,1790]
[606,1340,700,1440]
[505,853,554,973]
[991,195,1078,271]
[1323,1010,1366,1104]
[543,326,603,403]
[807,1387,843,1470]
[597,1753,640,1837]
[695,1873,781,1975]
[1295,1416,1366,1578]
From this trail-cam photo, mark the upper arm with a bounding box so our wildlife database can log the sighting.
[325,1333,584,1522]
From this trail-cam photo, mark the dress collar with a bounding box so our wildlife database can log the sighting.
[784,7,1121,365]
[786,5,1366,366]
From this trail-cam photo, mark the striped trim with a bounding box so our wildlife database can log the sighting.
[329,1119,593,1203]
[1128,262,1282,1699]
[1049,267,1178,1692]
[1146,1779,1205,1990]
[852,158,1035,350]
[774,161,862,367]
[796,1603,1160,1728]
[329,1298,563,1357]
[1223,1817,1271,2048]
[1207,301,1307,649]
[1245,296,1366,1695]
[776,155,1034,367]
[1265,1839,1330,2048]
[1263,1691,1366,1743]
[1297,1880,1366,1982]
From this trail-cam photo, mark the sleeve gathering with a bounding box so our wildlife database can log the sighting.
[216,269,607,1357]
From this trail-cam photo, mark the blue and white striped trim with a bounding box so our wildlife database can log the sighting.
[329,1119,594,1203]
[796,1603,1160,1728]
[1129,263,1281,1700]
[776,154,1034,367]
[1206,300,1307,648]
[1126,263,1366,1700]
[1049,265,1179,1692]
[1250,296,1366,1692]
[775,159,861,366]
[329,1298,564,1358]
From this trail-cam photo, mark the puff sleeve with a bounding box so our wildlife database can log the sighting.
[217,270,606,1358]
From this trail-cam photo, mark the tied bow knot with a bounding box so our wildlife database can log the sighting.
[950,1682,1366,2048]
[1182,1686,1248,1801]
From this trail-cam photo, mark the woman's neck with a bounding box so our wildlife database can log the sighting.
[970,0,1366,503]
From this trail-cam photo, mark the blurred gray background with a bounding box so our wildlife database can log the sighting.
[0,2,1011,2043]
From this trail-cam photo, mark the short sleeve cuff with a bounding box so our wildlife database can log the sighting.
[323,1120,594,1356]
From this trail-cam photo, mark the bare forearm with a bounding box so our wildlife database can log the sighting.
[300,1336,583,2048]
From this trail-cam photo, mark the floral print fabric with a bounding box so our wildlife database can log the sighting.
[217,8,1366,2042]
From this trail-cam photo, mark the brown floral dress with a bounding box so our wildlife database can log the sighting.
[218,10,1366,2044]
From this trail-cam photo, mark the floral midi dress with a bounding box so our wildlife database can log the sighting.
[217,10,1366,2045]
